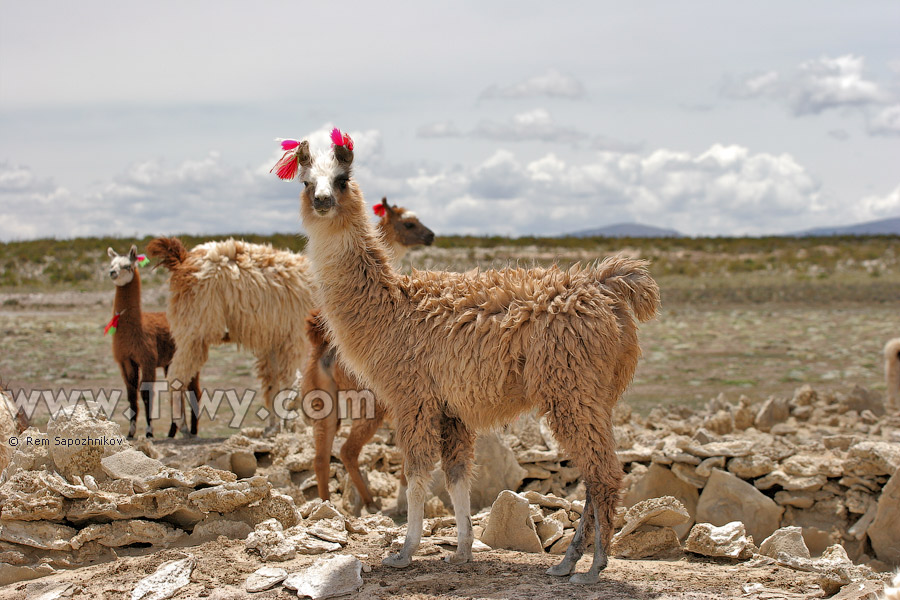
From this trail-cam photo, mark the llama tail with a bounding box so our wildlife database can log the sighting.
[592,254,661,323]
[884,338,900,409]
[146,237,188,272]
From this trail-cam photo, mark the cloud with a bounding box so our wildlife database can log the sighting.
[479,69,586,101]
[417,109,640,151]
[5,128,889,240]
[417,121,462,139]
[856,184,900,222]
[723,55,893,122]
[869,104,900,136]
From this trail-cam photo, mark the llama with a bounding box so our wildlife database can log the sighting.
[883,571,900,600]
[302,310,406,514]
[106,245,199,438]
[884,338,900,410]
[147,200,433,437]
[281,130,660,584]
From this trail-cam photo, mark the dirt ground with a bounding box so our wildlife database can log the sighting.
[0,517,835,600]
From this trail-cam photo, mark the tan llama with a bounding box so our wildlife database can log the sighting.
[282,130,660,584]
[147,199,433,437]
[107,245,199,437]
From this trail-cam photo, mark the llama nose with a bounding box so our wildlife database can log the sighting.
[424,231,435,245]
[313,195,335,213]
[109,270,116,278]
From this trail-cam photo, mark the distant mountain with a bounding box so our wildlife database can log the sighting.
[792,216,900,237]
[566,222,683,238]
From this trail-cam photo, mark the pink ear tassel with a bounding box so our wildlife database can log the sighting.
[279,139,300,151]
[373,204,386,217]
[331,128,344,146]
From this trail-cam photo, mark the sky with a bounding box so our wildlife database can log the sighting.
[1,1,898,240]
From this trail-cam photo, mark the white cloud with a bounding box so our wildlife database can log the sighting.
[3,128,892,241]
[723,55,893,121]
[856,185,900,221]
[479,69,586,100]
[417,121,461,139]
[473,108,578,143]
[869,104,900,136]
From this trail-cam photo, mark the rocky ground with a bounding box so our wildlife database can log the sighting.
[1,381,899,599]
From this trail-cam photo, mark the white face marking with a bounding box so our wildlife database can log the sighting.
[108,254,135,286]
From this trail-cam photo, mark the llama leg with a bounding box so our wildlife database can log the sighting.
[340,402,386,513]
[187,375,201,435]
[547,486,593,577]
[313,409,339,502]
[168,342,208,437]
[256,352,282,435]
[383,412,439,568]
[396,466,408,515]
[570,488,613,584]
[383,474,430,568]
[139,364,156,438]
[439,415,475,565]
[118,360,139,439]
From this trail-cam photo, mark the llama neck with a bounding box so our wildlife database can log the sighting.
[375,218,408,264]
[113,270,143,323]
[304,204,404,368]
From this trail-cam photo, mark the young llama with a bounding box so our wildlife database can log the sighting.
[884,338,900,410]
[106,246,199,437]
[282,131,660,584]
[147,199,433,437]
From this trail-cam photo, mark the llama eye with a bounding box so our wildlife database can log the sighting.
[336,178,348,190]
[404,222,415,229]
[303,181,312,188]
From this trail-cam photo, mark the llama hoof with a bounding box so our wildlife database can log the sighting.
[569,572,601,585]
[546,562,576,577]
[167,424,177,438]
[443,552,471,565]
[382,553,411,568]
[146,432,154,438]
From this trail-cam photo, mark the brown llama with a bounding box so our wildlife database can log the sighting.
[106,245,199,437]
[147,199,433,437]
[283,130,659,584]
[302,310,406,514]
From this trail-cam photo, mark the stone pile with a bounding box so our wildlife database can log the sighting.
[0,404,300,585]
[613,384,900,567]
[157,383,900,571]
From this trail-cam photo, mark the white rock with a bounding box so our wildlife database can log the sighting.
[685,521,756,560]
[696,469,783,544]
[480,490,542,553]
[131,555,195,600]
[244,566,287,592]
[283,554,363,599]
[759,526,810,559]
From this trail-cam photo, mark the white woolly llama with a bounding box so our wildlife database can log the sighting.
[884,338,900,410]
[147,201,433,436]
[281,130,660,584]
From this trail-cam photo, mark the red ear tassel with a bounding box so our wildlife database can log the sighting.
[271,150,300,180]
[331,127,354,151]
[373,204,386,217]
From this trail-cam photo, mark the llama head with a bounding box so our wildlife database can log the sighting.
[377,198,435,250]
[295,129,360,222]
[107,245,139,286]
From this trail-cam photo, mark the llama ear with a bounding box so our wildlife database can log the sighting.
[128,245,138,263]
[334,144,353,168]
[108,247,118,259]
[297,140,312,169]
[381,198,394,215]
